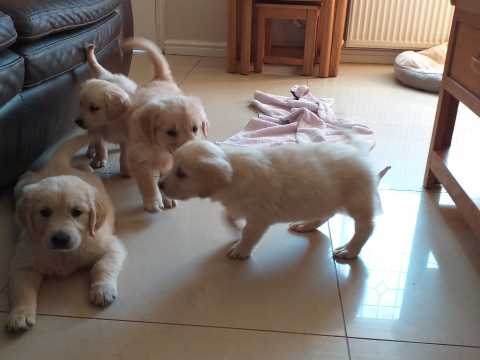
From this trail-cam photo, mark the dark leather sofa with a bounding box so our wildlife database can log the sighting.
[0,0,133,188]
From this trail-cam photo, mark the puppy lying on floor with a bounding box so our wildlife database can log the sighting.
[122,37,209,212]
[7,135,126,333]
[76,44,138,175]
[159,138,389,260]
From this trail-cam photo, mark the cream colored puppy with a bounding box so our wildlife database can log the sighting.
[160,139,389,260]
[76,44,137,175]
[7,135,126,333]
[123,37,209,212]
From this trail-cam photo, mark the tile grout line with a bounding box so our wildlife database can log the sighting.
[0,309,479,350]
[179,57,203,85]
[327,220,353,360]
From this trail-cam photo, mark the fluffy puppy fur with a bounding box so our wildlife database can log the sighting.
[122,37,209,212]
[160,139,389,260]
[7,135,126,333]
[76,44,138,175]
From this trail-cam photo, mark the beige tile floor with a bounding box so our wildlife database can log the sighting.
[1,54,480,359]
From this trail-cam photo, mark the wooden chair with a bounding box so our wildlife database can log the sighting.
[254,2,321,76]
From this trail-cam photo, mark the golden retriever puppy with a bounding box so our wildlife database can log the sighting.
[122,37,209,212]
[76,44,138,175]
[7,135,126,333]
[159,139,389,260]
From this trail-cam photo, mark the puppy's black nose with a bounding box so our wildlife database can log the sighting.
[75,117,86,129]
[50,232,71,250]
[158,181,164,190]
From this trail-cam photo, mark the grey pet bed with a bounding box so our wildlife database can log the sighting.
[394,43,447,93]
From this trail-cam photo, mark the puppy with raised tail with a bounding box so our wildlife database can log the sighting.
[76,44,138,175]
[122,37,209,212]
[160,138,389,260]
[7,135,126,333]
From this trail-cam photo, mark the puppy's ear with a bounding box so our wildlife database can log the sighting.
[105,87,131,120]
[201,120,209,138]
[139,107,156,144]
[15,184,37,234]
[189,96,209,138]
[88,192,107,236]
[198,157,232,197]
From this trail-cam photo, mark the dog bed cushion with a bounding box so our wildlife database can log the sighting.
[394,43,447,93]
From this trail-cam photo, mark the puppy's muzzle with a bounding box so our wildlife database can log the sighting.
[75,117,87,129]
[49,231,73,250]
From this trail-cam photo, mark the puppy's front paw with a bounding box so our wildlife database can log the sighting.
[333,244,360,260]
[227,241,251,260]
[90,283,118,307]
[162,197,176,209]
[6,309,36,333]
[91,158,107,169]
[144,198,162,213]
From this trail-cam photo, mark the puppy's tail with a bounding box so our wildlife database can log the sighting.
[122,37,173,82]
[85,44,112,79]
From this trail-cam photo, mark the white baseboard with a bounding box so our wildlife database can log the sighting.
[160,39,402,64]
[340,48,403,65]
[163,39,227,57]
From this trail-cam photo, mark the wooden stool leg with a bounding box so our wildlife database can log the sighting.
[227,0,238,73]
[240,0,253,75]
[424,89,459,188]
[318,0,335,77]
[265,19,272,56]
[255,11,266,73]
[329,0,348,77]
[303,9,318,76]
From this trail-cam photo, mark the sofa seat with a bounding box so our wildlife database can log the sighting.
[0,50,24,106]
[0,0,120,41]
[0,11,16,51]
[13,12,121,87]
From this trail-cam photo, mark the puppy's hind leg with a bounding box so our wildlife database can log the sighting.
[6,265,43,333]
[333,216,374,260]
[90,240,127,307]
[228,221,269,260]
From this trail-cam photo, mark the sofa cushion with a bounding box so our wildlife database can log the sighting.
[0,0,120,41]
[0,50,24,106]
[13,12,121,87]
[0,11,16,51]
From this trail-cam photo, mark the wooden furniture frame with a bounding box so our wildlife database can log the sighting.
[254,3,320,75]
[424,0,480,237]
[227,0,348,77]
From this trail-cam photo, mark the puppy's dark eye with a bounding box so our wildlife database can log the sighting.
[192,125,198,133]
[71,208,82,218]
[176,168,187,179]
[40,208,52,218]
[89,105,100,112]
[167,129,177,137]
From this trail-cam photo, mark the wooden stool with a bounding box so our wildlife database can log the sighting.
[254,3,320,76]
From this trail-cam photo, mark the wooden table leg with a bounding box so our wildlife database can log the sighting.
[227,0,238,73]
[240,0,253,75]
[424,89,459,188]
[317,0,335,77]
[254,8,265,73]
[304,9,318,76]
[329,0,348,77]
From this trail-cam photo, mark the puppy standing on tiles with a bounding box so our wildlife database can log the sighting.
[160,137,389,260]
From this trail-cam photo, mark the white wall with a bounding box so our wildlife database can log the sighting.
[131,0,157,41]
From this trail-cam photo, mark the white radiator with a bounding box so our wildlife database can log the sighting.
[346,0,454,49]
